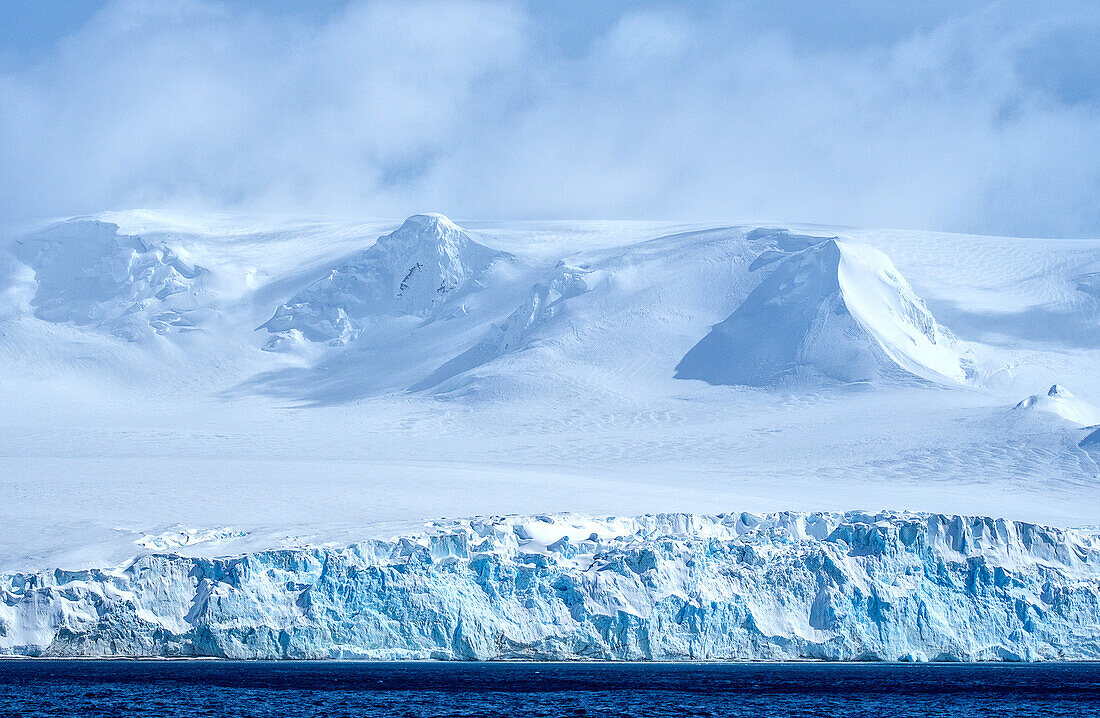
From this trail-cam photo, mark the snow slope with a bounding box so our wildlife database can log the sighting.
[0,210,1098,584]
[412,224,789,396]
[3,511,1098,661]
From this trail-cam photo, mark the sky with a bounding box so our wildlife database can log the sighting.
[0,0,1097,237]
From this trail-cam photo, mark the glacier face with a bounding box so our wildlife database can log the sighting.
[2,511,1098,661]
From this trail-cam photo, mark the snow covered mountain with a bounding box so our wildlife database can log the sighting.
[675,239,972,386]
[4,511,1098,661]
[261,214,509,346]
[1,211,1099,662]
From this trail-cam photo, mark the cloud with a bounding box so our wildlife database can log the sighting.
[603,9,691,62]
[0,0,526,221]
[0,0,1097,237]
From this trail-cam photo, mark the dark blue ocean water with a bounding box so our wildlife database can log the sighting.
[0,661,1098,717]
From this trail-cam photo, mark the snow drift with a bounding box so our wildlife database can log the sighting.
[3,511,1098,661]
[1014,385,1100,427]
[676,240,971,386]
[262,214,508,345]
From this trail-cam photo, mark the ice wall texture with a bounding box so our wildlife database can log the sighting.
[3,512,1098,661]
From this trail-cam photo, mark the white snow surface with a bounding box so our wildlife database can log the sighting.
[1,211,1099,582]
[2,511,1098,660]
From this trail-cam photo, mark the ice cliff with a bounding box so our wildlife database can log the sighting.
[2,511,1098,661]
